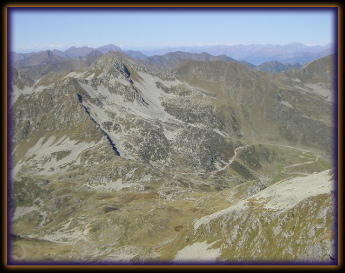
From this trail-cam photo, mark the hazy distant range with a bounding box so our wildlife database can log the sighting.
[12,42,333,66]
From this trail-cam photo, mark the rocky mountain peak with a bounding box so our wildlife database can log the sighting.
[96,43,122,54]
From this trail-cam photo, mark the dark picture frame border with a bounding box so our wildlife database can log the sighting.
[3,3,342,270]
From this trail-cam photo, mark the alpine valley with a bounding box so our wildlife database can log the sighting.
[9,45,336,264]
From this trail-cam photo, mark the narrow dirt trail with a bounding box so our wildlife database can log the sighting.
[169,144,252,177]
[167,140,319,179]
[207,144,252,175]
[255,142,312,153]
[282,152,319,176]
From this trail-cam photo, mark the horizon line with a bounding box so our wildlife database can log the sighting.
[12,42,334,53]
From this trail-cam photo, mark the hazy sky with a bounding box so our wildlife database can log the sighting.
[9,8,336,52]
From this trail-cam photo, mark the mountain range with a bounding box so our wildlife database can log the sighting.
[10,47,327,77]
[137,43,334,65]
[9,45,336,264]
[12,42,333,67]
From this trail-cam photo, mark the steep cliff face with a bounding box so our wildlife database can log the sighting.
[10,52,336,264]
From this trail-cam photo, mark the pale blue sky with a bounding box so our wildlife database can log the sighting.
[9,8,336,52]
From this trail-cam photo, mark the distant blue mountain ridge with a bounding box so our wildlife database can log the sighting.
[12,43,334,66]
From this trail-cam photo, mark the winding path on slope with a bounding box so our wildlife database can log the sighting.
[169,144,252,177]
[168,140,320,178]
[281,152,319,176]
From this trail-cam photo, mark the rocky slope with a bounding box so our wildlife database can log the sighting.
[175,56,334,154]
[186,170,335,263]
[9,51,336,264]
